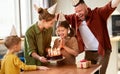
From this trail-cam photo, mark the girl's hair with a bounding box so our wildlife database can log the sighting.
[57,21,75,37]
[38,7,55,22]
[4,35,21,49]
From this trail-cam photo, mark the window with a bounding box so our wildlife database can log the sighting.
[20,0,32,37]
[0,0,15,39]
[112,15,120,36]
[0,0,43,39]
[20,0,44,36]
[0,0,57,38]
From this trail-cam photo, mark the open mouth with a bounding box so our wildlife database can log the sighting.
[79,15,85,20]
[60,34,64,38]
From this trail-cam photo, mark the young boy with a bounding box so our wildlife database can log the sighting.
[0,35,49,74]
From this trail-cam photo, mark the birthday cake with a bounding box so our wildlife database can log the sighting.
[47,48,63,60]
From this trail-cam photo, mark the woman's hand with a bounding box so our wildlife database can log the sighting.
[39,56,48,63]
[31,52,48,63]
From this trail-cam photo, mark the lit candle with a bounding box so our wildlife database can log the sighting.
[48,49,51,56]
[57,48,61,55]
[50,48,53,56]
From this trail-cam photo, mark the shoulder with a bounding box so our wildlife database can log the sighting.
[9,54,18,59]
[2,54,18,62]
[65,13,76,18]
[4,54,16,58]
[65,13,78,25]
[27,24,36,31]
[69,37,77,41]
[25,24,36,35]
[66,37,78,44]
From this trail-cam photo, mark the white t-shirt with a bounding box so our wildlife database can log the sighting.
[79,21,99,51]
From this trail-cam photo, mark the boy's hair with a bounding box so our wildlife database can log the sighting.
[4,35,21,49]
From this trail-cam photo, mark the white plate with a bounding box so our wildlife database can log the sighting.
[47,57,65,63]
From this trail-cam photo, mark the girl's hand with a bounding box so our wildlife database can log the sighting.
[59,39,63,48]
[60,38,66,48]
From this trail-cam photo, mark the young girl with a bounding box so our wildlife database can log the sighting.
[53,21,80,65]
[0,36,49,74]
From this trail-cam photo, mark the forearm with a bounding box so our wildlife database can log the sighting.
[111,0,120,8]
[31,52,41,61]
[31,52,48,63]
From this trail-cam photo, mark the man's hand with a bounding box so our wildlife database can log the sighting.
[111,0,120,8]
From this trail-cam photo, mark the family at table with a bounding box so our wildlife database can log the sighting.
[0,0,120,74]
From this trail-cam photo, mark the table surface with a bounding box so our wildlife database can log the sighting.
[21,64,101,74]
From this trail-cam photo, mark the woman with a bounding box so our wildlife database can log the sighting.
[53,21,80,65]
[24,6,56,66]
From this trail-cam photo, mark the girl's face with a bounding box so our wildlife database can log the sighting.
[57,26,68,39]
[44,18,56,29]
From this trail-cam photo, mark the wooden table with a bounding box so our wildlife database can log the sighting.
[21,64,101,74]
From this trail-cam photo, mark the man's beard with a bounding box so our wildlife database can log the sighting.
[79,15,85,21]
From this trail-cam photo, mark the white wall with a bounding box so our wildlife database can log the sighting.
[56,0,110,13]
[56,0,74,14]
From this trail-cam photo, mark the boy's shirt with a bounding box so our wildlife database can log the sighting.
[1,53,37,74]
